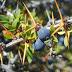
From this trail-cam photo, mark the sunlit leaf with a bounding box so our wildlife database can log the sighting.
[30,45,34,53]
[8,15,14,23]
[50,24,55,34]
[46,9,51,21]
[18,50,22,63]
[58,30,72,35]
[52,11,55,25]
[27,54,32,63]
[0,53,3,64]
[53,35,58,42]
[51,23,64,36]
[12,18,19,28]
[14,9,21,18]
[8,52,14,59]
[27,48,32,59]
[58,31,65,35]
[64,35,68,47]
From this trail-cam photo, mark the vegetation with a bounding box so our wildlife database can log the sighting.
[0,0,72,72]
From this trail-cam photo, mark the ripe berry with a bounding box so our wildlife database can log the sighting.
[33,38,45,51]
[58,36,64,45]
[37,27,50,41]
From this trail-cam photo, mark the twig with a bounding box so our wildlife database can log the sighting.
[46,16,72,29]
[6,38,24,48]
[3,16,72,49]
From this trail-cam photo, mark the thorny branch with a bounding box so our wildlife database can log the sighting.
[3,16,72,48]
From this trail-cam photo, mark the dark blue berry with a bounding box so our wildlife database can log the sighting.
[37,27,50,41]
[58,36,64,46]
[33,38,45,51]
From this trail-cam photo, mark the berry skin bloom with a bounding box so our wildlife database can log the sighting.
[33,38,45,51]
[58,36,64,46]
[37,27,50,41]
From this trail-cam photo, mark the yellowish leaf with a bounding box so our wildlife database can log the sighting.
[52,12,55,25]
[18,50,22,63]
[51,0,65,36]
[53,35,58,42]
[58,31,65,35]
[51,23,64,36]
[22,42,28,64]
[64,35,68,47]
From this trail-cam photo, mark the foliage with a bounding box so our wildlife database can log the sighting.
[0,0,72,72]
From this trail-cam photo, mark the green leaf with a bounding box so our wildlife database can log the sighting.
[54,45,64,54]
[3,33,12,39]
[31,10,36,17]
[67,61,72,66]
[12,18,19,28]
[8,52,14,59]
[8,15,14,23]
[14,9,21,18]
[27,45,34,63]
[53,35,58,42]
[0,15,8,21]
[3,24,9,29]
[63,51,72,61]
[0,15,9,24]
[27,54,32,63]
[44,39,51,45]
[27,48,33,58]
[50,24,55,34]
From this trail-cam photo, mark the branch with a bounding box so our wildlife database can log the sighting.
[4,16,72,48]
[46,16,72,29]
[5,38,24,48]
